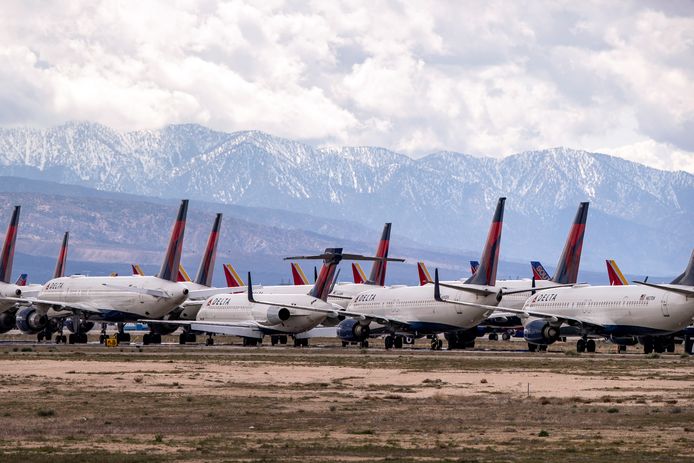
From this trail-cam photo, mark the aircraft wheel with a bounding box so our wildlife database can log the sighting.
[280,335,288,345]
[394,336,403,349]
[341,341,348,348]
[437,339,443,350]
[116,332,130,344]
[528,343,537,352]
[576,338,586,353]
[643,338,653,354]
[179,333,187,345]
[78,332,88,344]
[68,333,76,344]
[538,344,547,352]
[37,332,45,342]
[489,333,498,341]
[501,332,510,341]
[360,340,369,348]
[271,335,278,346]
[143,333,151,345]
[384,335,394,349]
[586,339,596,353]
[684,336,693,355]
[618,345,626,353]
[205,337,214,346]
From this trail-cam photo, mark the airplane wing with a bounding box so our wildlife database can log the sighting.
[12,297,107,315]
[633,281,694,297]
[186,286,247,300]
[141,318,264,339]
[101,283,170,298]
[295,326,338,339]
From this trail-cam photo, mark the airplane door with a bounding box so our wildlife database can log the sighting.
[661,294,669,317]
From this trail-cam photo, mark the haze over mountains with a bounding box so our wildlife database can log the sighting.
[0,122,691,283]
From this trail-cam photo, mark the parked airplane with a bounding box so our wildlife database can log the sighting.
[285,198,507,350]
[530,261,551,280]
[290,262,311,285]
[145,248,351,346]
[14,200,199,344]
[606,259,629,286]
[224,263,245,287]
[351,263,367,284]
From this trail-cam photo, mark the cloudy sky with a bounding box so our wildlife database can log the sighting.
[1,0,693,172]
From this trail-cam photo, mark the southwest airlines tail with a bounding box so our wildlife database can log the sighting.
[464,197,505,286]
[606,259,628,286]
[53,231,69,279]
[417,261,432,286]
[552,202,589,284]
[352,263,367,284]
[530,261,551,280]
[132,264,145,276]
[290,262,310,285]
[309,248,343,301]
[15,273,27,286]
[0,206,20,284]
[469,260,479,275]
[223,263,244,287]
[194,213,222,287]
[367,223,392,286]
[177,265,191,282]
[158,200,188,282]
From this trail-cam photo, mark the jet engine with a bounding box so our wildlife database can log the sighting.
[523,319,559,345]
[0,310,17,333]
[266,307,291,325]
[336,319,370,342]
[149,311,183,335]
[0,286,21,297]
[16,307,48,334]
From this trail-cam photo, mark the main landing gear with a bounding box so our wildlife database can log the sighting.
[205,333,215,346]
[115,323,131,344]
[576,337,596,353]
[527,343,548,352]
[53,319,67,344]
[685,335,693,355]
[384,335,404,349]
[270,335,288,346]
[142,332,162,345]
[293,337,309,347]
[179,328,197,345]
[430,337,443,350]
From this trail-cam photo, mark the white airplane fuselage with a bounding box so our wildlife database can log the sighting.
[36,275,189,321]
[523,284,694,336]
[197,292,329,334]
[347,284,499,334]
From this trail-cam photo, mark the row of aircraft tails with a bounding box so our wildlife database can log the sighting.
[0,198,692,354]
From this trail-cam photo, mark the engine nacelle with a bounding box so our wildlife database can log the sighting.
[16,307,48,334]
[266,307,291,325]
[150,311,182,335]
[0,285,21,297]
[0,311,17,334]
[524,319,559,345]
[337,319,370,342]
[64,318,96,334]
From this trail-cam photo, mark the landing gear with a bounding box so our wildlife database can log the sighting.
[576,338,586,353]
[685,335,693,355]
[359,340,369,348]
[643,338,654,354]
[666,341,675,353]
[617,345,627,353]
[115,323,131,344]
[384,335,394,349]
[501,332,511,341]
[430,338,443,350]
[142,333,162,345]
[538,344,548,352]
[68,332,88,344]
[270,335,287,346]
[394,336,403,349]
[586,339,596,353]
[489,333,498,341]
[179,330,196,344]
[54,334,67,344]
[445,329,476,350]
[293,338,308,347]
[99,323,109,344]
[205,334,214,346]
[653,338,665,354]
[341,341,349,347]
[528,343,538,352]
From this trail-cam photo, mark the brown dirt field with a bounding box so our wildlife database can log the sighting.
[0,338,692,462]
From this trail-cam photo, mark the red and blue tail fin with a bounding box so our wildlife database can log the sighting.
[552,202,589,284]
[177,264,191,282]
[0,206,20,284]
[290,262,310,285]
[158,200,188,282]
[132,264,145,276]
[223,263,244,287]
[194,213,222,287]
[352,263,367,284]
[606,259,628,286]
[309,248,343,301]
[417,261,432,285]
[367,223,391,286]
[469,260,479,275]
[15,273,27,286]
[464,198,505,286]
[530,261,551,280]
[53,231,69,279]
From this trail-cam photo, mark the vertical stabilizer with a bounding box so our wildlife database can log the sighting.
[158,200,189,282]
[469,260,479,275]
[672,250,694,286]
[367,223,392,286]
[606,259,628,286]
[53,231,69,279]
[417,262,432,286]
[132,264,145,276]
[309,248,343,301]
[0,206,20,284]
[530,261,551,280]
[223,263,245,287]
[552,202,589,284]
[352,263,367,284]
[194,213,222,287]
[464,198,506,286]
[178,265,191,282]
[290,262,310,285]
[15,273,27,286]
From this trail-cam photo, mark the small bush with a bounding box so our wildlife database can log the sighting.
[607,408,619,413]
[133,376,144,384]
[480,378,488,384]
[37,409,55,417]
[20,347,32,352]
[154,434,163,443]
[538,430,549,437]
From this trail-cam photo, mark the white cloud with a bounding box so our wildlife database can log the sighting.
[0,0,692,172]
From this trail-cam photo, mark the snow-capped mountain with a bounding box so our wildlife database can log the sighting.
[0,122,691,276]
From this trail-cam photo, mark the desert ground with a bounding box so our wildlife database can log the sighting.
[0,336,692,463]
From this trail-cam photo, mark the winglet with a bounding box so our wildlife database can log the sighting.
[158,200,188,282]
[606,259,628,286]
[0,206,20,284]
[291,262,311,285]
[224,263,245,287]
[417,262,432,286]
[53,231,69,279]
[434,268,442,302]
[352,263,367,284]
[247,272,255,303]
